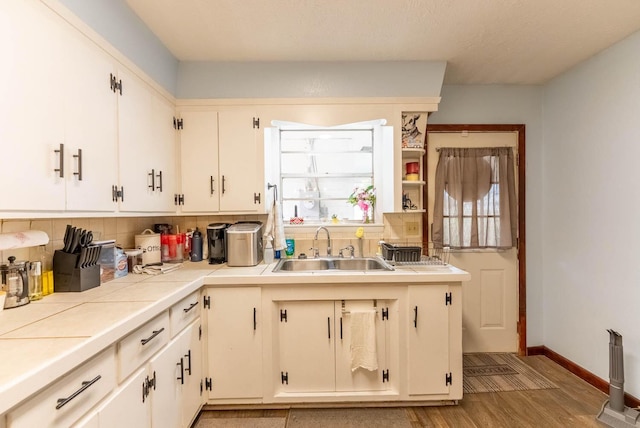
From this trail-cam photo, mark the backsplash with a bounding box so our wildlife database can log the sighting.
[0,213,423,266]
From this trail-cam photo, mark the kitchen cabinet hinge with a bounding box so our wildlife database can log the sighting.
[203,295,211,309]
[109,73,122,95]
[173,117,183,130]
[174,194,185,205]
[280,309,287,322]
[252,117,260,129]
[382,307,389,320]
[382,369,389,383]
[112,185,124,202]
[281,372,288,385]
[253,193,261,204]
[205,377,212,391]
[446,372,452,386]
[445,292,452,306]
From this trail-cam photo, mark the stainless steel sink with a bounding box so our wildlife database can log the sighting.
[272,257,394,272]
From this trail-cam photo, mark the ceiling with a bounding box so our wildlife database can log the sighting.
[125,0,640,85]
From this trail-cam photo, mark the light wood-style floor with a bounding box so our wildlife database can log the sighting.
[194,355,610,427]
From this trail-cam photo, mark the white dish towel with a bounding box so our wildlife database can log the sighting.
[264,198,287,251]
[350,310,379,372]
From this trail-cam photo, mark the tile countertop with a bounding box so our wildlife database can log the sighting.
[0,260,470,414]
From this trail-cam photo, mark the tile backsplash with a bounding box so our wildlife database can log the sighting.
[0,212,423,266]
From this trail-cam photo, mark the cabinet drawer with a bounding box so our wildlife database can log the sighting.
[118,311,170,381]
[8,346,116,428]
[169,291,200,337]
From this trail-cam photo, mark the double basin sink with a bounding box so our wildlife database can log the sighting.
[273,257,394,272]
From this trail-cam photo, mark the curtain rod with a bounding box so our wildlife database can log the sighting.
[435,146,514,152]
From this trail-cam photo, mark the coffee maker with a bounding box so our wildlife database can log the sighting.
[207,223,229,264]
[1,256,30,309]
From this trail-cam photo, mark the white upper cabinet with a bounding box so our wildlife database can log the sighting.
[63,25,118,212]
[117,68,176,213]
[0,0,66,211]
[177,109,263,214]
[218,110,263,212]
[178,111,220,212]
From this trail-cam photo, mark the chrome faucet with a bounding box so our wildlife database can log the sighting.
[314,226,332,257]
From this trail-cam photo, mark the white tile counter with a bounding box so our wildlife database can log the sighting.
[0,260,469,415]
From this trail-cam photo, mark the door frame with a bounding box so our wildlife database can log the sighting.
[424,124,527,355]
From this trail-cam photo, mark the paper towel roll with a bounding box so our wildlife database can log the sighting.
[0,230,50,251]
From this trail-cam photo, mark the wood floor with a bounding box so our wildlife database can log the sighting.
[194,355,610,427]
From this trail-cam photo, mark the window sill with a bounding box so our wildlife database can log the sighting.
[283,223,384,234]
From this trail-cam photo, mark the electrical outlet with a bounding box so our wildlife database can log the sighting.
[405,221,419,235]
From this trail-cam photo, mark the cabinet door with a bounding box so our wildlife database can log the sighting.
[179,321,203,428]
[149,335,183,428]
[207,287,262,399]
[335,300,388,392]
[407,285,450,395]
[117,68,175,213]
[277,300,335,393]
[0,0,66,211]
[63,26,118,212]
[97,368,150,428]
[218,110,260,212]
[178,111,220,212]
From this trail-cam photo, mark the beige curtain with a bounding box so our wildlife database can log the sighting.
[432,147,517,249]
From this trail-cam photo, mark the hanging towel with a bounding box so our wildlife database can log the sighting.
[350,310,379,372]
[264,198,287,251]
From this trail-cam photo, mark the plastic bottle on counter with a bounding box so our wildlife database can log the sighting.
[263,239,274,264]
[190,228,203,262]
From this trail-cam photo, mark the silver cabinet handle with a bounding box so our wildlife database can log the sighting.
[184,350,192,375]
[73,148,83,181]
[414,306,418,328]
[148,169,155,190]
[54,143,64,178]
[156,170,163,192]
[56,375,101,410]
[210,176,215,195]
[140,327,165,345]
[222,175,226,194]
[177,357,184,385]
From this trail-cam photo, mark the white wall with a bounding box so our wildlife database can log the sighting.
[542,31,640,397]
[57,0,179,94]
[429,85,545,346]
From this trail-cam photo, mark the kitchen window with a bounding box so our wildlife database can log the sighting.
[432,147,517,249]
[266,120,391,224]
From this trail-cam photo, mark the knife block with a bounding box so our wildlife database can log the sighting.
[53,250,100,292]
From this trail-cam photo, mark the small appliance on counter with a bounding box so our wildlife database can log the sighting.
[207,223,229,264]
[225,222,263,267]
[1,256,30,309]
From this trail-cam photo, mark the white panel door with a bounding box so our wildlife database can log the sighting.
[407,285,451,396]
[0,0,66,211]
[97,368,150,428]
[148,92,177,212]
[218,110,260,212]
[179,111,220,212]
[63,26,118,212]
[149,335,182,428]
[207,287,262,399]
[277,300,335,393]
[427,131,519,352]
[335,300,387,392]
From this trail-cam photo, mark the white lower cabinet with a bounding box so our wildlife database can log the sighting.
[205,287,262,400]
[276,300,389,394]
[90,319,202,428]
[407,284,456,397]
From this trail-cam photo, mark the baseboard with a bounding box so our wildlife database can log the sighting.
[527,345,640,409]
